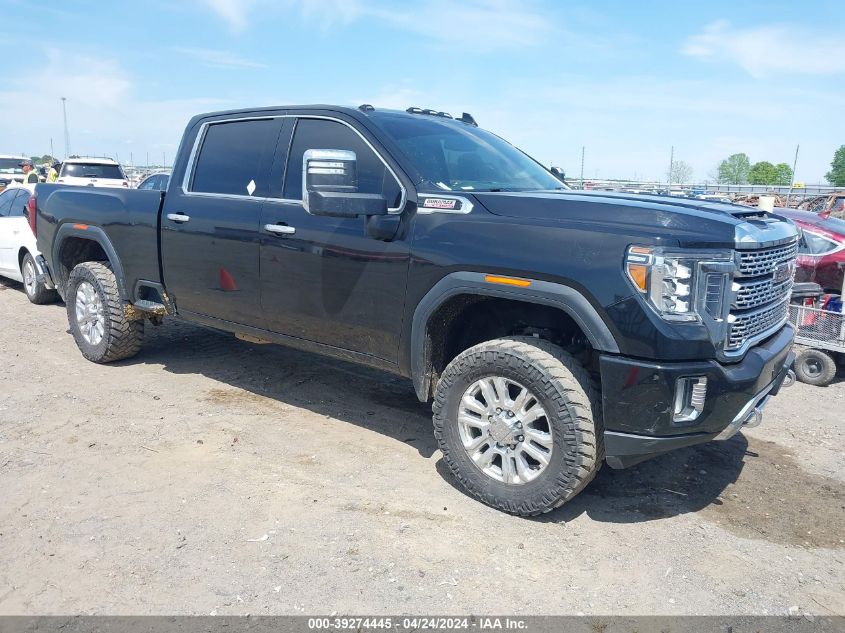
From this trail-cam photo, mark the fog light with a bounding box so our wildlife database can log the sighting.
[673,376,708,424]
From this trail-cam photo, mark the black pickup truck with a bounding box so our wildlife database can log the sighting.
[31,104,798,515]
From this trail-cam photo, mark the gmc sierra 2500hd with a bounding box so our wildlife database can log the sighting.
[30,104,798,516]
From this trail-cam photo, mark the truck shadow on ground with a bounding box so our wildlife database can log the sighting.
[102,317,844,542]
[130,319,777,525]
[137,319,439,457]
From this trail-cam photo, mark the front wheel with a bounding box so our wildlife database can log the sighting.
[432,336,602,516]
[21,252,58,304]
[66,261,144,363]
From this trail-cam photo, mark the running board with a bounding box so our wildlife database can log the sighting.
[124,300,168,320]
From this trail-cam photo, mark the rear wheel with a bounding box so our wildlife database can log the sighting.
[66,261,143,363]
[432,336,602,516]
[794,348,837,387]
[21,252,58,304]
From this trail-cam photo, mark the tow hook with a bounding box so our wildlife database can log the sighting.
[743,407,764,429]
[783,369,796,388]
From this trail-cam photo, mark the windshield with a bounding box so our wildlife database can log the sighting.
[370,113,566,192]
[0,158,24,174]
[818,216,845,236]
[62,163,125,179]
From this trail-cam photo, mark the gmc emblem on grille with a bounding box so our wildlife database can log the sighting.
[773,261,795,284]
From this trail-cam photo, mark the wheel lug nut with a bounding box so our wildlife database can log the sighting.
[517,435,524,442]
[507,411,514,418]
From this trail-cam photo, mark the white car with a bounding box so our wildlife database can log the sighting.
[57,157,129,188]
[0,184,58,303]
[0,154,29,189]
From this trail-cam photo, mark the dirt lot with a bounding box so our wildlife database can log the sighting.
[0,277,843,617]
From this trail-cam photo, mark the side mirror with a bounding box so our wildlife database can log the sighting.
[303,149,388,217]
[550,166,566,182]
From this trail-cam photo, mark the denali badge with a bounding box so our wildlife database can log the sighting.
[773,261,795,284]
[421,197,459,210]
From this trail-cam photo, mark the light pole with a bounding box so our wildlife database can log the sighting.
[61,97,71,158]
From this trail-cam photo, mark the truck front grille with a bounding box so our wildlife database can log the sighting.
[727,300,790,350]
[736,242,797,277]
[726,240,798,352]
[733,278,792,310]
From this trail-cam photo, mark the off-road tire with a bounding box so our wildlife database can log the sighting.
[66,261,144,363]
[794,347,837,387]
[21,252,58,304]
[433,336,603,516]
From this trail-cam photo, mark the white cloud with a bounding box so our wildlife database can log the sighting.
[173,47,267,69]
[199,0,362,32]
[0,50,228,161]
[201,0,255,32]
[367,0,554,50]
[199,0,553,49]
[682,20,845,77]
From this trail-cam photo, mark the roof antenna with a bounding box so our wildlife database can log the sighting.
[358,104,375,112]
[459,112,477,126]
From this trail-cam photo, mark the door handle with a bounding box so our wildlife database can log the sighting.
[264,223,296,235]
[167,213,190,223]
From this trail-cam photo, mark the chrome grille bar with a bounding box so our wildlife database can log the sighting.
[736,242,797,278]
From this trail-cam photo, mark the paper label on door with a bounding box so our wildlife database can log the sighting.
[246,179,256,196]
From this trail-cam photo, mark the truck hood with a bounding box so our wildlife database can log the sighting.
[471,190,792,249]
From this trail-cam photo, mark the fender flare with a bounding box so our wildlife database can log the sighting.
[409,272,619,401]
[52,223,129,299]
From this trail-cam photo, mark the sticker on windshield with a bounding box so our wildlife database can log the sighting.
[421,197,458,210]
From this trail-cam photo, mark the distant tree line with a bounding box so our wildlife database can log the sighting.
[714,146,845,187]
[29,154,58,165]
[715,153,793,186]
[827,145,845,187]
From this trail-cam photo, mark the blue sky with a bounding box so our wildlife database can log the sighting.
[1,0,843,182]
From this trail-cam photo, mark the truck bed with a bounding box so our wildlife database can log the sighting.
[35,184,166,300]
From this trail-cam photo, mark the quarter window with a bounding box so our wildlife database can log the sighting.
[190,119,279,197]
[10,189,31,217]
[0,189,17,216]
[283,118,402,208]
[0,189,16,216]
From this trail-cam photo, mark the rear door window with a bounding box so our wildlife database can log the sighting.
[189,119,280,198]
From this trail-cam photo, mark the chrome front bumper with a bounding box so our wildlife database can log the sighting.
[715,368,795,440]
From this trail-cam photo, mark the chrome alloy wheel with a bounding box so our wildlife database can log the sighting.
[23,259,37,296]
[458,377,553,485]
[75,281,105,346]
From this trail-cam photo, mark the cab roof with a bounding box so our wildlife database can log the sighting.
[64,157,120,165]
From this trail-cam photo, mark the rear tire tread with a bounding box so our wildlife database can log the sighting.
[67,261,143,363]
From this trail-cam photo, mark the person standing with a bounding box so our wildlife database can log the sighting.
[19,159,39,185]
[47,161,61,183]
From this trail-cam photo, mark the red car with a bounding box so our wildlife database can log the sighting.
[781,209,845,293]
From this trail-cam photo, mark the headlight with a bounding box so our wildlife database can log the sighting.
[625,246,734,323]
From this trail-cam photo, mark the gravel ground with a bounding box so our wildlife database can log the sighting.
[0,277,843,617]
